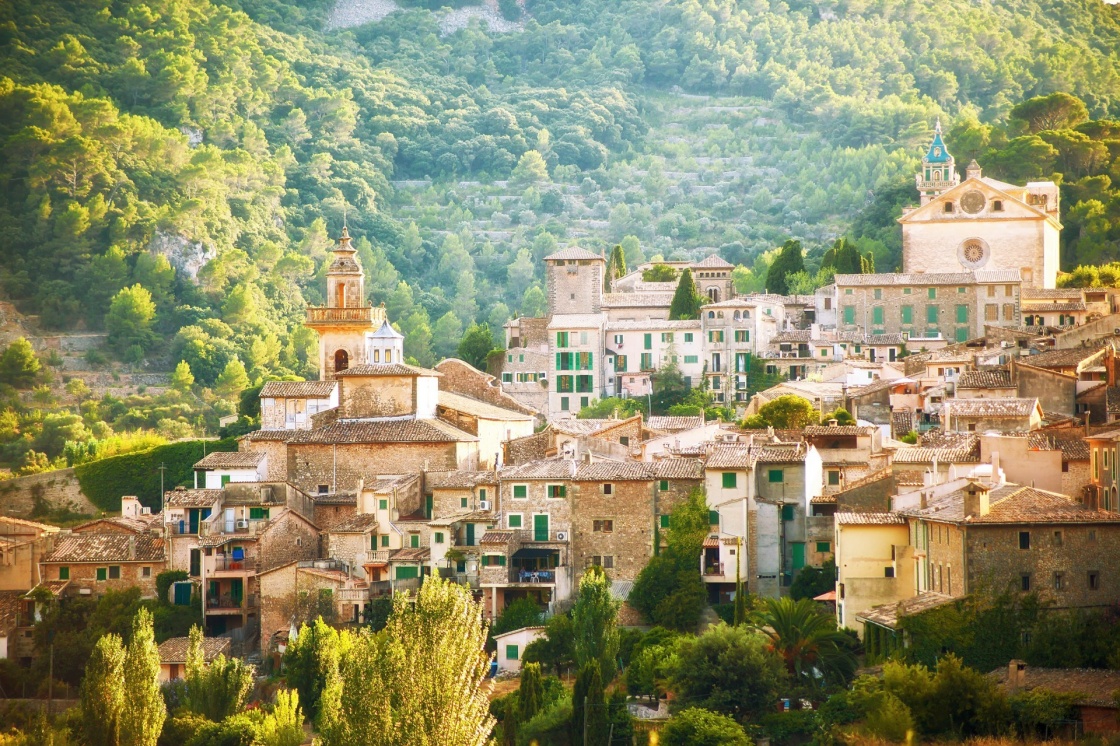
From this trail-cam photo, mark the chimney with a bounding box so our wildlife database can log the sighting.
[919,490,928,509]
[1008,660,1026,690]
[121,496,141,519]
[828,418,838,427]
[962,479,990,519]
[943,401,951,432]
[128,536,137,560]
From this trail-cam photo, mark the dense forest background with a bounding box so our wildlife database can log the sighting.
[0,0,1119,473]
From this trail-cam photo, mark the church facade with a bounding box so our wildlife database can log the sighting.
[900,121,1062,289]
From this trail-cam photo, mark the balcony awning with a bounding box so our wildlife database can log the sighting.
[702,536,719,548]
[513,548,555,559]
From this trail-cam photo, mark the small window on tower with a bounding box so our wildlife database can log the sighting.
[992,200,1003,212]
[943,202,954,213]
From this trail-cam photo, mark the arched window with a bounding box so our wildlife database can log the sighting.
[708,287,721,303]
[334,349,349,372]
[733,311,740,320]
[708,311,715,319]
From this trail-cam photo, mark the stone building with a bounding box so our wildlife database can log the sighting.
[259,381,337,430]
[803,424,889,496]
[39,531,165,598]
[832,271,1022,344]
[942,397,1043,432]
[0,517,59,591]
[901,125,1061,289]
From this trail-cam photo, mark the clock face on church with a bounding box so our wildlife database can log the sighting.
[957,238,990,269]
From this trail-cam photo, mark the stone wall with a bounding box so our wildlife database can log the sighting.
[1014,362,1076,416]
[311,503,356,532]
[835,473,895,512]
[258,562,297,654]
[0,469,98,519]
[338,375,414,418]
[547,258,603,315]
[570,479,654,582]
[966,523,1120,607]
[241,440,289,482]
[258,512,320,573]
[505,431,552,465]
[286,442,462,494]
[923,520,966,596]
[1063,461,1091,501]
[46,558,162,598]
[435,359,540,417]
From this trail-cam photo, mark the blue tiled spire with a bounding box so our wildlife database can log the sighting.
[924,118,952,164]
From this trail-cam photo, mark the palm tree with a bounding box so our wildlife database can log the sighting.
[755,597,857,688]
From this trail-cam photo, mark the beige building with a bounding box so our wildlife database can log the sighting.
[834,512,913,634]
[0,517,60,591]
[901,125,1061,289]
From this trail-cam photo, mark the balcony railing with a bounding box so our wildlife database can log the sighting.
[207,556,258,574]
[511,568,557,584]
[206,593,259,611]
[336,588,369,603]
[703,563,725,577]
[306,306,384,324]
[201,518,268,536]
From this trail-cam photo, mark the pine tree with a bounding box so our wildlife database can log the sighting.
[171,360,195,392]
[518,662,544,723]
[106,284,158,357]
[669,268,702,320]
[120,608,166,746]
[80,632,125,746]
[0,337,41,388]
[214,358,250,400]
[765,240,805,295]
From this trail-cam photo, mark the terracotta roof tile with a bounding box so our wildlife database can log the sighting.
[424,471,497,490]
[544,247,604,261]
[956,369,1013,389]
[649,460,704,480]
[389,547,430,562]
[335,363,438,377]
[601,292,674,308]
[804,425,875,437]
[158,636,231,664]
[438,391,534,421]
[857,592,956,629]
[165,488,223,508]
[194,451,265,469]
[705,446,749,470]
[0,591,23,634]
[989,667,1120,707]
[242,430,297,442]
[44,533,164,563]
[1018,345,1107,370]
[328,514,380,533]
[480,530,516,545]
[310,491,357,505]
[944,398,1038,417]
[836,512,907,525]
[260,381,336,398]
[646,416,705,432]
[694,254,733,268]
[288,419,475,444]
[834,270,1021,286]
[500,460,577,480]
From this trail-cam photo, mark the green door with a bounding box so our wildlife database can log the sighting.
[466,523,475,546]
[190,549,201,577]
[173,582,192,606]
[230,579,243,606]
[188,509,199,534]
[791,543,806,571]
[534,514,549,542]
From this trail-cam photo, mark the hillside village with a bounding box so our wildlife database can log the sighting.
[7,124,1120,736]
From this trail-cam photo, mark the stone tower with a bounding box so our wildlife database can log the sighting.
[305,227,386,380]
[544,247,605,316]
[916,119,960,206]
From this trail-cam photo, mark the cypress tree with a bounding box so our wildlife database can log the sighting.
[766,240,805,295]
[80,633,125,746]
[120,608,167,746]
[669,268,702,319]
[518,662,544,723]
[585,661,608,746]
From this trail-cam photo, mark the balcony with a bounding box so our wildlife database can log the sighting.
[336,587,369,603]
[206,593,259,614]
[201,519,268,537]
[703,563,725,577]
[305,306,385,325]
[509,568,558,585]
[206,555,258,576]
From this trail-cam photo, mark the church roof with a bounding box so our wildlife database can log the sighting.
[544,247,603,262]
[369,320,404,339]
[923,119,952,164]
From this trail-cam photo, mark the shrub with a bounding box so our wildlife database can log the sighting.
[661,707,750,746]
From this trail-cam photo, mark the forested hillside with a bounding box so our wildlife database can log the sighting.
[1,0,1119,376]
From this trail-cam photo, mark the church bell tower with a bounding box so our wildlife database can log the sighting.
[916,119,960,205]
[305,227,385,380]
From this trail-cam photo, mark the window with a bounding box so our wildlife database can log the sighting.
[1090,529,1098,542]
[684,333,693,343]
[816,541,831,553]
[615,355,627,372]
[602,483,613,495]
[620,437,629,446]
[928,288,937,299]
[318,485,329,495]
[884,567,895,578]
[684,355,698,364]
[508,514,522,528]
[513,485,527,499]
[708,330,724,343]
[593,520,614,533]
[987,285,996,297]
[460,497,468,508]
[828,471,841,486]
[722,472,737,489]
[843,306,855,324]
[958,286,966,294]
[644,333,652,350]
[658,480,669,491]
[381,535,390,547]
[108,566,121,580]
[1018,531,1030,550]
[379,499,388,510]
[956,304,968,323]
[943,202,953,213]
[482,555,506,567]
[97,567,107,581]
[1003,304,1015,321]
[993,200,1003,212]
[844,288,853,295]
[410,534,420,548]
[556,331,569,347]
[768,469,784,483]
[1020,573,1031,592]
[1089,571,1100,590]
[901,305,913,324]
[873,288,882,300]
[560,396,569,411]
[1053,571,1064,590]
[506,644,519,661]
[434,532,444,544]
[903,287,912,295]
[59,566,69,580]
[708,510,719,526]
[547,484,567,498]
[927,305,939,324]
[576,375,593,393]
[142,566,151,578]
[580,331,588,345]
[734,330,749,342]
[985,304,998,321]
[661,332,674,343]
[589,556,615,569]
[782,504,795,521]
[660,515,670,528]
[640,353,653,370]
[502,372,512,383]
[1053,530,1063,547]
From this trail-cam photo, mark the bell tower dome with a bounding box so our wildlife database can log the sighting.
[305,227,385,380]
[916,119,960,205]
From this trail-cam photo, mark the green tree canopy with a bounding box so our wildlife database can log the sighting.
[0,337,41,388]
[765,240,805,296]
[669,268,702,320]
[740,395,819,430]
[572,565,621,681]
[456,322,498,370]
[660,707,751,746]
[106,284,158,359]
[1010,92,1090,133]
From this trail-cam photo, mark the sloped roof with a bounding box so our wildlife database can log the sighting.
[989,666,1120,708]
[1022,288,1083,300]
[500,460,578,480]
[836,512,907,526]
[804,425,874,437]
[1019,345,1107,370]
[544,247,603,262]
[904,483,1120,524]
[705,446,749,470]
[857,592,956,629]
[834,270,1021,286]
[329,513,380,533]
[1028,433,1090,461]
[260,380,336,398]
[438,391,534,421]
[286,419,476,444]
[601,293,675,308]
[480,530,516,545]
[423,471,497,490]
[0,591,24,635]
[550,418,630,436]
[158,636,231,664]
[647,416,705,432]
[694,254,733,268]
[944,398,1039,418]
[194,451,265,469]
[44,533,164,563]
[370,320,404,339]
[334,363,437,377]
[649,460,705,479]
[389,547,430,562]
[956,369,1013,389]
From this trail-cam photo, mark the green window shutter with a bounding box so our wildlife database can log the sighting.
[513,485,527,498]
[96,568,106,581]
[956,304,968,323]
[660,515,670,528]
[659,480,668,491]
[927,305,939,324]
[410,534,420,548]
[534,514,549,541]
[782,504,794,520]
[381,535,389,547]
[644,333,652,350]
[872,306,884,325]
[956,327,968,342]
[498,555,507,566]
[901,305,912,324]
[769,469,783,483]
[460,497,468,508]
[395,566,419,580]
[722,472,737,489]
[221,475,231,487]
[249,507,268,520]
[434,532,444,544]
[508,514,522,528]
[828,471,840,485]
[816,541,831,553]
[928,288,936,299]
[555,353,561,369]
[480,488,487,500]
[59,566,69,580]
[379,499,388,510]
[843,306,855,324]
[506,644,519,661]
[708,510,719,526]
